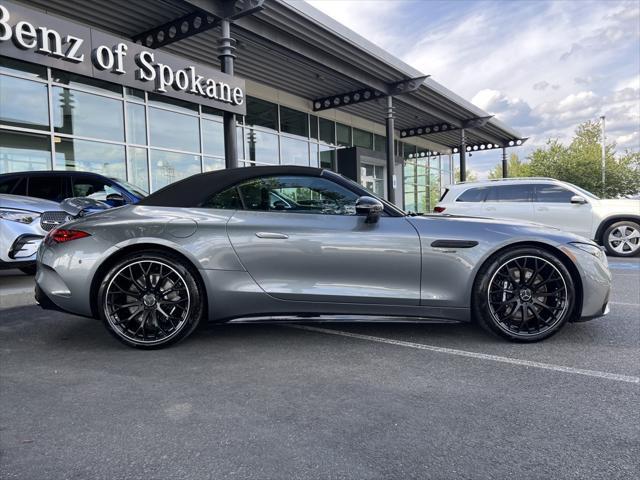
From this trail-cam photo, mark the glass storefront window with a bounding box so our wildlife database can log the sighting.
[245,129,278,164]
[336,123,351,147]
[148,93,198,114]
[54,137,126,178]
[280,106,308,137]
[149,107,199,152]
[319,118,335,145]
[202,119,224,156]
[53,87,124,141]
[127,147,149,193]
[319,144,336,170]
[280,136,309,166]
[51,69,122,95]
[237,126,245,160]
[309,115,318,140]
[374,134,386,153]
[150,150,201,190]
[202,106,224,119]
[126,102,147,145]
[353,128,373,149]
[309,143,319,167]
[204,156,225,172]
[125,87,145,102]
[0,130,51,173]
[0,58,47,80]
[245,97,278,130]
[0,75,49,131]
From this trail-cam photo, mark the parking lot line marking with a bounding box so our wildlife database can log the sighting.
[288,325,640,385]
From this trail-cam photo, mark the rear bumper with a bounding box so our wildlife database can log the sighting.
[34,282,67,314]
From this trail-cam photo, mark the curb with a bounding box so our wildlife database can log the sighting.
[0,288,36,310]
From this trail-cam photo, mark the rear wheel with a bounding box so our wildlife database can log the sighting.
[603,221,640,257]
[97,251,204,349]
[473,247,575,342]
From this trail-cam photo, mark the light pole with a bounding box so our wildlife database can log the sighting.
[600,115,606,197]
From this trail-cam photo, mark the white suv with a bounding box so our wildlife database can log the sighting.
[435,178,640,257]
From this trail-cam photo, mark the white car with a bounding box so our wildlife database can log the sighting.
[0,194,67,274]
[435,178,640,257]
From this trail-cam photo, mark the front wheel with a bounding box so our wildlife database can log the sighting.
[473,247,575,342]
[97,251,204,349]
[603,221,640,257]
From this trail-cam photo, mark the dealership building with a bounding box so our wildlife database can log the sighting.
[0,0,525,212]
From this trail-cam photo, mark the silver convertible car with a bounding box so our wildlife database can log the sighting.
[35,166,611,348]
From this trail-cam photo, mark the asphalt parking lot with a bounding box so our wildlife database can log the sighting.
[1,258,638,480]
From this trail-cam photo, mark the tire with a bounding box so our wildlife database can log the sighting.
[473,247,575,342]
[97,250,204,349]
[19,265,37,275]
[602,220,640,257]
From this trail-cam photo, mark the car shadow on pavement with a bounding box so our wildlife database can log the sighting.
[1,305,636,354]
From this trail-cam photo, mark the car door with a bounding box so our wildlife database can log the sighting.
[223,174,422,305]
[533,183,593,238]
[482,184,534,222]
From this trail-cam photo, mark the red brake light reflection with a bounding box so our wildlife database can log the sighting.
[46,229,91,244]
[433,206,446,213]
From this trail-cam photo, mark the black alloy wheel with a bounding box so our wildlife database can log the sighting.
[98,251,204,348]
[473,247,575,342]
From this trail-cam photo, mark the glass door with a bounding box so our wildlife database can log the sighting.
[360,162,385,197]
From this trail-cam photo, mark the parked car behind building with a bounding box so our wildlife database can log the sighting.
[435,178,640,257]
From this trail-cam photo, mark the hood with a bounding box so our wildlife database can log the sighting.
[0,194,62,213]
[595,198,640,213]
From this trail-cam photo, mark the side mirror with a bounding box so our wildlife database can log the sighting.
[106,193,126,205]
[273,200,288,210]
[570,195,587,205]
[356,196,384,223]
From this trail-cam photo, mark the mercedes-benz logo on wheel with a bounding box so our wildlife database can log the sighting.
[519,288,533,302]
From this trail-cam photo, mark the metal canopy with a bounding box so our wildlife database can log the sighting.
[19,0,525,152]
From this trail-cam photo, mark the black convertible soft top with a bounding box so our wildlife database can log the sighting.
[138,166,324,208]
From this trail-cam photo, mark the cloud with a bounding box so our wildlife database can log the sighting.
[574,76,593,85]
[533,81,550,91]
[306,0,640,154]
[472,89,540,128]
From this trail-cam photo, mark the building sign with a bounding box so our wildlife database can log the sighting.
[0,1,246,115]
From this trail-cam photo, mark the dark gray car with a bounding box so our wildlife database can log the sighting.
[35,166,611,349]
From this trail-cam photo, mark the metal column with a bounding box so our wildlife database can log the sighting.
[502,147,508,178]
[385,95,396,204]
[219,19,238,169]
[459,128,467,182]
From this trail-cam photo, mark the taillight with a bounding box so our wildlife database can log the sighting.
[433,206,446,213]
[46,228,91,245]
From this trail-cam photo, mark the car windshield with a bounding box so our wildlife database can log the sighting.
[565,182,600,200]
[111,179,148,198]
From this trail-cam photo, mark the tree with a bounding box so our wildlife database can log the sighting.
[488,153,531,179]
[454,168,477,183]
[526,121,640,198]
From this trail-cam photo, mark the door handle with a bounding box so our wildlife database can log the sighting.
[537,207,549,211]
[255,232,289,239]
[485,207,496,211]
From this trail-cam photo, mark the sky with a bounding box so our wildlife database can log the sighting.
[305,0,640,178]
